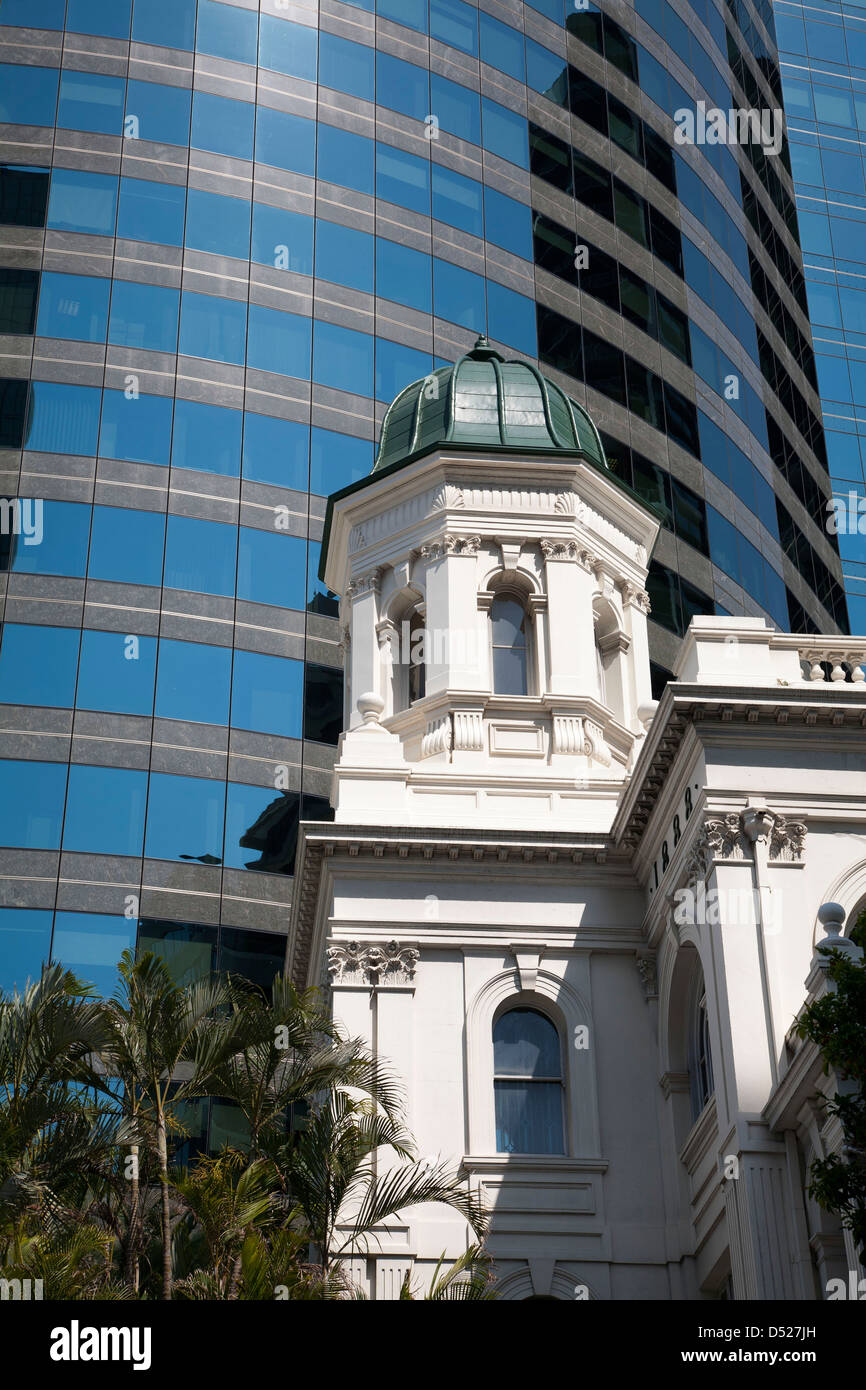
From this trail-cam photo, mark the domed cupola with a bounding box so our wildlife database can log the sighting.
[321,338,661,833]
[374,336,608,475]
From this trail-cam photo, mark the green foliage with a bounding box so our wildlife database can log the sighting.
[795,910,866,1257]
[0,955,495,1300]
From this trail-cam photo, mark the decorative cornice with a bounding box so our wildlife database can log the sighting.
[430,483,464,511]
[326,939,419,988]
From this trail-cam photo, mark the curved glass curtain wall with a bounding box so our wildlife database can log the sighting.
[0,1,847,1122]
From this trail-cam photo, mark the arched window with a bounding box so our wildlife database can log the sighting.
[490,593,530,695]
[689,975,714,1120]
[493,1007,564,1154]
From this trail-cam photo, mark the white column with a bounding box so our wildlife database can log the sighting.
[621,582,653,727]
[422,535,483,694]
[541,541,598,699]
[345,568,382,728]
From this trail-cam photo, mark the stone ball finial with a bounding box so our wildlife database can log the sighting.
[357,692,385,726]
[815,901,862,961]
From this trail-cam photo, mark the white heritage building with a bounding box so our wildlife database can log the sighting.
[286,340,866,1300]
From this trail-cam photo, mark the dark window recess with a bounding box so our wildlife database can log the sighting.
[529,124,572,194]
[0,165,49,227]
[301,793,333,824]
[671,478,709,555]
[646,560,713,638]
[650,661,674,701]
[532,212,574,280]
[580,242,619,314]
[775,496,847,632]
[308,582,338,618]
[786,587,819,636]
[583,325,626,407]
[219,926,285,995]
[568,67,608,136]
[536,304,582,380]
[0,268,39,334]
[303,662,343,745]
[0,377,28,448]
[599,431,709,558]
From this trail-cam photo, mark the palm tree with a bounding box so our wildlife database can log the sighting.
[170,1150,274,1298]
[101,951,247,1300]
[399,1244,496,1300]
[280,1089,487,1282]
[0,964,117,1262]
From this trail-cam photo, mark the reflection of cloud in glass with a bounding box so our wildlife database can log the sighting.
[239,791,300,872]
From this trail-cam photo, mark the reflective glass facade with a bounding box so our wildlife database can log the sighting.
[776,0,866,629]
[0,0,846,995]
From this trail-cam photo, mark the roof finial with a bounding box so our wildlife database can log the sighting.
[470,334,500,361]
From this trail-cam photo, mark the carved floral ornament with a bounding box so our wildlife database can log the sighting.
[682,809,807,886]
[421,534,482,560]
[326,940,420,988]
[539,539,600,570]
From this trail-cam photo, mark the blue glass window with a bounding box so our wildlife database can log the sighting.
[313,321,373,397]
[377,144,430,215]
[197,0,258,64]
[430,74,481,145]
[155,638,231,725]
[77,629,157,716]
[0,65,59,127]
[145,772,226,864]
[259,15,317,80]
[431,0,478,55]
[57,71,125,135]
[376,338,433,404]
[117,177,185,246]
[242,413,309,490]
[185,188,251,259]
[131,0,196,50]
[316,220,374,293]
[0,761,66,850]
[377,53,429,122]
[433,258,486,333]
[171,399,241,477]
[488,281,537,356]
[10,499,90,578]
[0,908,54,996]
[164,516,237,597]
[378,0,426,29]
[482,97,529,168]
[108,279,180,353]
[318,126,374,195]
[376,238,431,313]
[26,381,101,455]
[0,624,79,708]
[247,305,311,379]
[231,649,303,738]
[0,0,65,28]
[494,1008,564,1155]
[179,291,247,365]
[255,107,315,176]
[67,0,132,39]
[432,165,483,236]
[89,506,165,587]
[51,911,135,998]
[100,388,173,467]
[307,540,337,615]
[251,203,313,274]
[484,187,532,260]
[319,32,375,100]
[36,271,110,342]
[480,13,525,81]
[124,80,191,146]
[706,505,741,582]
[310,428,373,495]
[47,168,117,236]
[63,765,147,857]
[191,93,254,161]
[237,527,306,610]
[223,784,299,874]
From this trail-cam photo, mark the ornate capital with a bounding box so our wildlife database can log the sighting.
[421,534,481,560]
[346,567,383,599]
[768,815,807,862]
[621,582,651,613]
[636,952,658,1000]
[326,939,419,988]
[540,538,580,562]
[684,813,746,885]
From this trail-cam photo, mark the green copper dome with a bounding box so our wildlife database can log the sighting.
[373,336,608,474]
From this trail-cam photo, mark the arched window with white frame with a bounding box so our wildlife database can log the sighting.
[489,586,533,696]
[493,1006,565,1154]
[688,971,714,1121]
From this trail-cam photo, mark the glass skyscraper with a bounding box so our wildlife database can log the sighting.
[0,0,846,1142]
[775,0,866,631]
